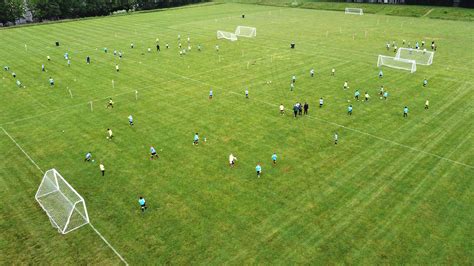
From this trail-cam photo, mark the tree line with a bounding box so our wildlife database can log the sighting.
[0,0,208,26]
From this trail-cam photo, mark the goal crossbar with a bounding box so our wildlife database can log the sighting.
[217,30,237,41]
[345,8,363,15]
[377,55,416,73]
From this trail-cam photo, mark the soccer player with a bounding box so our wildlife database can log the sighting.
[403,106,409,118]
[209,89,213,99]
[348,105,353,115]
[49,77,54,86]
[150,146,159,159]
[425,100,429,110]
[104,48,108,53]
[334,132,338,145]
[421,40,425,47]
[85,152,92,162]
[290,83,294,91]
[303,102,309,115]
[279,103,285,115]
[319,97,324,108]
[402,39,406,45]
[354,90,360,101]
[423,79,428,87]
[12,72,16,78]
[245,89,249,98]
[310,68,315,77]
[156,44,160,51]
[297,103,302,116]
[293,104,298,118]
[113,50,117,56]
[215,45,219,52]
[331,68,335,76]
[128,115,134,126]
[379,69,383,78]
[130,43,134,48]
[197,44,201,51]
[383,91,388,100]
[138,197,147,212]
[272,153,277,165]
[42,64,45,71]
[47,55,51,61]
[178,43,182,49]
[119,52,122,59]
[86,56,90,64]
[4,66,9,71]
[379,86,384,97]
[193,133,199,145]
[292,75,296,84]
[386,42,390,50]
[147,48,151,53]
[178,34,181,41]
[187,36,190,43]
[67,59,71,67]
[107,98,114,108]
[431,41,435,50]
[107,128,113,139]
[364,92,370,102]
[115,64,119,72]
[16,80,22,87]
[166,43,169,49]
[99,163,105,176]
[256,163,262,178]
[394,45,398,53]
[229,154,237,167]
[343,81,348,90]
[415,42,419,49]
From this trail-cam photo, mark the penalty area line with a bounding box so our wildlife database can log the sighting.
[0,126,129,265]
[227,92,473,169]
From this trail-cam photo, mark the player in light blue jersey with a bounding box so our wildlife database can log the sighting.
[193,133,199,145]
[209,89,213,99]
[150,146,159,159]
[138,197,147,212]
[354,90,360,101]
[272,153,277,165]
[85,152,92,162]
[128,115,134,126]
[256,164,262,178]
[403,106,409,118]
[347,105,353,115]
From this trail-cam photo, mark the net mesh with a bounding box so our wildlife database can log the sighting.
[396,48,434,65]
[377,55,416,73]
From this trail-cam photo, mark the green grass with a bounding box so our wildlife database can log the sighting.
[1,3,473,264]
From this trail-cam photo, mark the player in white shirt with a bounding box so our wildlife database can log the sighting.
[319,97,324,108]
[310,68,314,77]
[331,68,335,76]
[107,128,113,139]
[229,154,237,167]
[343,81,348,90]
[115,64,119,72]
[279,103,285,115]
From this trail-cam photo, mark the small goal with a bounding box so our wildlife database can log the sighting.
[235,26,256,38]
[345,8,363,15]
[217,30,237,41]
[396,48,434,65]
[377,55,416,73]
[35,169,90,234]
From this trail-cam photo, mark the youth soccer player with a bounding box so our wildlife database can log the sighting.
[331,68,335,76]
[86,56,90,64]
[245,89,249,98]
[4,66,9,71]
[115,64,119,72]
[303,102,309,115]
[193,133,199,145]
[150,146,159,159]
[379,86,384,97]
[364,92,370,102]
[293,104,298,118]
[209,89,213,99]
[343,81,348,90]
[130,43,134,48]
[138,197,147,212]
[256,164,262,178]
[49,77,54,86]
[12,72,16,78]
[279,103,285,115]
[67,59,71,67]
[107,128,113,139]
[334,132,338,145]
[379,69,383,78]
[197,44,201,51]
[113,50,117,56]
[319,97,324,108]
[215,45,219,52]
[128,115,134,126]
[423,79,428,87]
[47,55,51,61]
[348,105,353,115]
[104,48,108,53]
[403,106,409,118]
[166,43,169,49]
[16,80,22,87]
[42,64,45,71]
[383,91,388,100]
[272,153,277,165]
[229,154,237,167]
[99,163,105,176]
[425,100,429,110]
[310,68,314,77]
[386,42,390,50]
[156,44,160,51]
[354,90,360,101]
[290,83,294,91]
[85,152,92,162]
[292,75,296,84]
[107,98,114,108]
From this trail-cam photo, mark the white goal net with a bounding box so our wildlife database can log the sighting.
[345,8,363,15]
[396,48,434,65]
[377,55,416,73]
[235,26,256,37]
[217,30,238,41]
[35,169,90,234]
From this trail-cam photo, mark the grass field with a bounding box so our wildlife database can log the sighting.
[1,3,473,264]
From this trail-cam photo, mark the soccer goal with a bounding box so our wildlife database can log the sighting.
[35,169,90,234]
[235,26,256,38]
[345,8,363,15]
[377,55,416,73]
[217,30,238,41]
[396,48,434,65]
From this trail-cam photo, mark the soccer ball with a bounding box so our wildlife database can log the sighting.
[106,137,109,139]
[347,100,350,103]
[92,160,95,162]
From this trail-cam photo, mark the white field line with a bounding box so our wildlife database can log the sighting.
[227,91,473,169]
[0,126,129,265]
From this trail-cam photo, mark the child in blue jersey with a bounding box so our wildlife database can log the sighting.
[423,79,428,87]
[85,152,92,162]
[128,115,134,126]
[354,90,360,101]
[403,106,409,117]
[138,197,147,212]
[256,164,262,178]
[383,91,388,100]
[347,105,353,115]
[193,133,199,145]
[150,146,159,159]
[272,153,277,165]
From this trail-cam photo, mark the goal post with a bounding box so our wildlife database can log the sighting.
[377,55,416,73]
[217,30,238,41]
[35,169,90,234]
[235,26,256,38]
[345,8,363,15]
[396,48,434,65]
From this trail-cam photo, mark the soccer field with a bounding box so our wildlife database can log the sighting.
[1,3,473,264]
